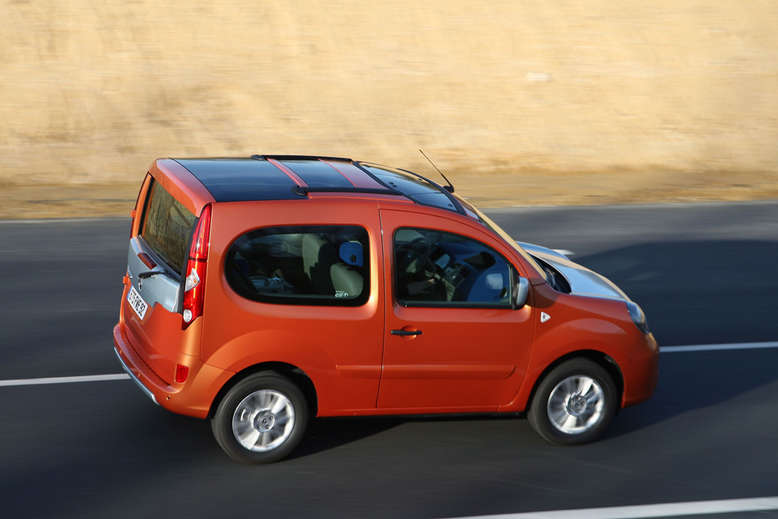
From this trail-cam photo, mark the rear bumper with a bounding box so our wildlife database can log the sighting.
[113,322,234,419]
[114,346,158,405]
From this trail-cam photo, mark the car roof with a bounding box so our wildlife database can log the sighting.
[169,155,467,216]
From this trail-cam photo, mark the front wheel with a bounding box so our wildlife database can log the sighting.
[211,372,310,463]
[528,358,618,445]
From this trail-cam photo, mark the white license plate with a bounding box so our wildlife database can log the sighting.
[127,285,148,320]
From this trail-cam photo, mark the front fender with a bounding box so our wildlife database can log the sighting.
[504,286,643,411]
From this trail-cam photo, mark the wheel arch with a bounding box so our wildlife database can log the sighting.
[525,350,624,413]
[208,361,318,418]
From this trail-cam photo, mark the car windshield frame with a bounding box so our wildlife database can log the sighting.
[359,161,545,280]
[453,195,547,281]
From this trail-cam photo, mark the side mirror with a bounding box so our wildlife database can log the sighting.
[513,276,529,309]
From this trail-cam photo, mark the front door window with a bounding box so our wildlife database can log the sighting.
[394,228,512,307]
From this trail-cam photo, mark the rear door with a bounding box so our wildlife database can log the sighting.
[123,177,196,382]
[378,209,535,411]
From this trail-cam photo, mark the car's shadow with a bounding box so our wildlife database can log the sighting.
[608,346,778,437]
[287,416,402,459]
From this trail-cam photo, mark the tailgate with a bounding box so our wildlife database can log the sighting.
[122,178,197,383]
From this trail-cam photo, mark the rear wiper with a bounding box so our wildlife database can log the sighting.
[138,270,167,279]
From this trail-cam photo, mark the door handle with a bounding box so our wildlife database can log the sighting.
[391,329,422,336]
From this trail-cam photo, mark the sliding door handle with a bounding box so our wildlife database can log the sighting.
[391,329,422,336]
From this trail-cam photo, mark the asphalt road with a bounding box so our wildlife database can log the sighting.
[1,201,777,518]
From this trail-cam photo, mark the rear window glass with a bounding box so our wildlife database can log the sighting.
[141,180,196,275]
[225,225,369,306]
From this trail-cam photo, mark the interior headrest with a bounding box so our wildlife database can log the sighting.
[339,241,364,267]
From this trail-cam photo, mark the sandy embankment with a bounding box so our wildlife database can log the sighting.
[1,1,777,218]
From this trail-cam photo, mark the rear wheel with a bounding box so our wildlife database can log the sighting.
[211,372,309,463]
[528,358,618,445]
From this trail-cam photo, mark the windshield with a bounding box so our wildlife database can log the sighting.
[359,161,545,280]
[454,195,546,280]
[359,163,459,213]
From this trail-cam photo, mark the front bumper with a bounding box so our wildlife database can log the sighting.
[622,332,659,407]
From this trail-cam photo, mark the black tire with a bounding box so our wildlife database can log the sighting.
[528,358,618,445]
[211,371,310,464]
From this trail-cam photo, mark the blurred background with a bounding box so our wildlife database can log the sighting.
[1,0,777,217]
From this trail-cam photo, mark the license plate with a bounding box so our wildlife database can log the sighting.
[127,285,148,320]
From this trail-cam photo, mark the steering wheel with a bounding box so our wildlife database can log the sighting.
[398,238,448,300]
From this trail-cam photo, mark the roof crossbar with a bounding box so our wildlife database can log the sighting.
[294,186,402,196]
[252,154,353,162]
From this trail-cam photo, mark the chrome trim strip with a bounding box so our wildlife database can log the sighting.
[114,347,159,405]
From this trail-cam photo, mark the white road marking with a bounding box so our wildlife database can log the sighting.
[662,341,778,353]
[0,373,129,387]
[500,199,778,211]
[445,496,778,519]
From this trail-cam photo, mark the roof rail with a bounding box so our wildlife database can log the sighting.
[252,154,353,162]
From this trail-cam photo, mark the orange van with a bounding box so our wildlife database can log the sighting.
[114,155,658,463]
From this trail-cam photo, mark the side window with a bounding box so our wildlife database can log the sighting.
[394,228,512,307]
[225,225,370,306]
[140,179,196,275]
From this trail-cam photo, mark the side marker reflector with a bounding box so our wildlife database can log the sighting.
[175,364,189,383]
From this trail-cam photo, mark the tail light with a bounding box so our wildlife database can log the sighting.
[182,204,212,328]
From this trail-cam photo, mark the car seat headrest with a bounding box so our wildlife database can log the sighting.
[339,241,364,267]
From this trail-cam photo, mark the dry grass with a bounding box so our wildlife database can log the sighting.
[1,1,777,218]
[3,168,778,220]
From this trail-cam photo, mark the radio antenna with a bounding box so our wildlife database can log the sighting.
[418,149,454,193]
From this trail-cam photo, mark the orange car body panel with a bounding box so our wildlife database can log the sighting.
[114,158,658,421]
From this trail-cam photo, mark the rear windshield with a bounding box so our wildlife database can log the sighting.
[141,180,196,275]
